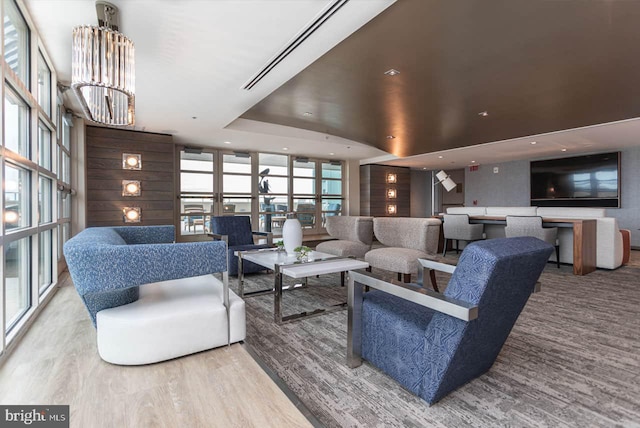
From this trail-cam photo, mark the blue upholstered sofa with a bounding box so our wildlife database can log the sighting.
[64,225,245,365]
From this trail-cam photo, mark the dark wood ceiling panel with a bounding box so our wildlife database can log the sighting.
[241,0,640,158]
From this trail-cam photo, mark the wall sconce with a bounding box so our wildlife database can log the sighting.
[386,188,397,199]
[122,153,142,170]
[435,170,457,192]
[386,173,397,184]
[123,207,141,223]
[122,180,141,196]
[387,204,397,215]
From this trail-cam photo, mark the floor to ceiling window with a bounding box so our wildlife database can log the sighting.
[177,147,344,240]
[1,0,68,357]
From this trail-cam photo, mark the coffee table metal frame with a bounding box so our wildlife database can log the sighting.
[236,248,369,324]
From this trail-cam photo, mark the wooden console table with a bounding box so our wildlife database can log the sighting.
[441,216,597,276]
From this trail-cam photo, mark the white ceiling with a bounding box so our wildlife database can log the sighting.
[24,0,394,159]
[23,0,640,165]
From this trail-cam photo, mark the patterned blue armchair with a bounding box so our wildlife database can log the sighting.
[348,237,553,405]
[209,216,273,276]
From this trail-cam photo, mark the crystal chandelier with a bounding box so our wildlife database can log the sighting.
[71,1,135,126]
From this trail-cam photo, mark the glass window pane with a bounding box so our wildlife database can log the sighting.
[321,179,342,195]
[5,163,30,230]
[293,160,315,177]
[221,197,252,214]
[39,230,53,293]
[259,153,288,176]
[223,174,251,194]
[322,162,342,179]
[62,152,70,183]
[223,154,251,173]
[38,122,52,169]
[3,0,30,87]
[39,176,52,224]
[63,193,71,218]
[180,151,213,172]
[62,119,70,150]
[293,177,315,194]
[5,237,31,331]
[259,176,287,195]
[4,88,30,158]
[293,199,316,229]
[322,198,342,227]
[38,51,51,116]
[181,172,213,193]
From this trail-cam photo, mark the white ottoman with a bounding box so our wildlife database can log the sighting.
[96,274,245,365]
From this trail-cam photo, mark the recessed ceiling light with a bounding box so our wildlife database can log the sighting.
[329,152,334,155]
[386,135,395,139]
[438,156,443,159]
[282,147,288,151]
[561,148,567,152]
[384,69,400,76]
[530,141,537,145]
[303,112,313,116]
[223,141,231,144]
[471,160,476,163]
[422,167,427,170]
[478,111,488,117]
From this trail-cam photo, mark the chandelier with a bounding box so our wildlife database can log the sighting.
[71,1,135,126]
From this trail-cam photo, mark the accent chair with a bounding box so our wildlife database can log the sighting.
[209,215,273,276]
[348,237,553,405]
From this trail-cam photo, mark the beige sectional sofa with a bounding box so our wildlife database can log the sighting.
[446,206,627,270]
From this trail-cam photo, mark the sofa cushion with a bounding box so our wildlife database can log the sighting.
[326,216,374,245]
[536,207,606,218]
[365,247,428,274]
[97,274,245,365]
[316,240,370,258]
[446,207,487,216]
[485,207,538,216]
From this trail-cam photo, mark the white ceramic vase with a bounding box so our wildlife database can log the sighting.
[282,213,302,255]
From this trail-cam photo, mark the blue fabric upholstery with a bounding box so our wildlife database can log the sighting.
[64,225,228,326]
[361,237,553,405]
[209,216,269,275]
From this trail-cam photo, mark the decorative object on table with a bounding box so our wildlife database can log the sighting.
[275,240,285,251]
[282,212,302,255]
[294,245,312,262]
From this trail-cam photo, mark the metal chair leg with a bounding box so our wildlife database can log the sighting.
[443,238,448,257]
[555,245,560,268]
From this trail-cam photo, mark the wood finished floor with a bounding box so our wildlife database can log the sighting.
[0,273,312,428]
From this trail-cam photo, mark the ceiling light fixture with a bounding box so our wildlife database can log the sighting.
[303,112,313,116]
[478,111,488,117]
[471,160,476,163]
[71,1,135,126]
[384,69,400,76]
[561,148,567,152]
[438,156,443,159]
[224,141,232,145]
[329,152,335,155]
[530,141,537,145]
[282,147,289,151]
[386,135,395,139]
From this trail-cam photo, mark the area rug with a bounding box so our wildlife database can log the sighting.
[238,261,640,427]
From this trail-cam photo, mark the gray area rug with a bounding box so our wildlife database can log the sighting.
[237,257,640,428]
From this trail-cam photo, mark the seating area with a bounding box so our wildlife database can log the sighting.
[4,2,640,427]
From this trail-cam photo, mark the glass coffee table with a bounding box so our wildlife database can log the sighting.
[236,248,369,324]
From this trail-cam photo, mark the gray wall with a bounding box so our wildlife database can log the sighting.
[463,147,640,247]
[410,170,431,217]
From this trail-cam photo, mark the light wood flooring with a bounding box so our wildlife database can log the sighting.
[0,273,312,428]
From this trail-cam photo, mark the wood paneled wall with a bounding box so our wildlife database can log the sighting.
[360,165,411,217]
[85,126,174,227]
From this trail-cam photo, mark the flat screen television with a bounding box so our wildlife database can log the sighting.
[530,152,620,208]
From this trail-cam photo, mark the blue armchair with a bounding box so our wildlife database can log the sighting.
[348,237,553,405]
[208,216,273,276]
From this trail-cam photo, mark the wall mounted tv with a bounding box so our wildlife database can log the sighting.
[530,152,620,208]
